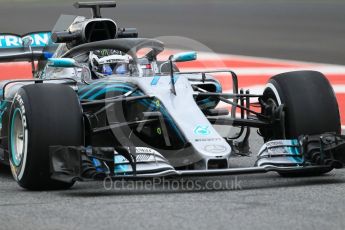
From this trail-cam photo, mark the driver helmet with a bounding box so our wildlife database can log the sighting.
[89,49,132,78]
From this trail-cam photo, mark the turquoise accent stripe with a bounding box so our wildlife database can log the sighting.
[79,81,134,92]
[197,81,222,109]
[173,52,197,62]
[287,139,303,164]
[287,146,297,163]
[80,83,135,99]
[80,84,186,142]
[87,87,132,100]
[79,83,107,99]
[48,58,76,67]
[0,101,7,110]
[114,155,129,173]
[151,76,160,85]
[78,81,104,91]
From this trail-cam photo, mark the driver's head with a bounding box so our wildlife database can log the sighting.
[89,49,132,78]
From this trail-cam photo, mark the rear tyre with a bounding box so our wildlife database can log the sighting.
[261,71,340,176]
[9,84,83,190]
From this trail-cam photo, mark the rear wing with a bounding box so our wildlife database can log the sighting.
[0,31,56,62]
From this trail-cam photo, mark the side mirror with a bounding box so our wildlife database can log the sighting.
[47,58,78,68]
[168,51,197,96]
[169,51,197,62]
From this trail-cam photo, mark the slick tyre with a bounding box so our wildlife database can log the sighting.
[9,83,83,190]
[262,71,341,176]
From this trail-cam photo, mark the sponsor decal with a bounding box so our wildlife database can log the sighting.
[135,147,160,155]
[194,125,211,136]
[114,147,162,166]
[15,94,27,129]
[0,32,52,48]
[265,139,297,148]
[204,144,227,153]
[195,137,221,142]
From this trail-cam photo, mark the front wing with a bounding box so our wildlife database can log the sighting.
[49,133,345,183]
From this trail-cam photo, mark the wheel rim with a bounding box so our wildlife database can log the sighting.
[11,108,25,167]
[260,86,285,141]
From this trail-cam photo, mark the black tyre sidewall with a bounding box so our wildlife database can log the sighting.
[9,84,84,190]
[262,71,340,176]
[264,71,340,138]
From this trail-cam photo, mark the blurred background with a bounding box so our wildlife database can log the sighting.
[1,0,344,64]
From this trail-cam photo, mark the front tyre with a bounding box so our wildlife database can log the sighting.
[261,71,341,176]
[9,84,84,190]
[262,71,340,139]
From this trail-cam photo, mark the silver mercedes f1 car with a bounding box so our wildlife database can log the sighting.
[0,2,344,190]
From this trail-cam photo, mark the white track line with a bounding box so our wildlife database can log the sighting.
[158,50,345,68]
[180,66,345,75]
[222,84,345,96]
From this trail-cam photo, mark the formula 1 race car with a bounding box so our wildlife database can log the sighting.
[0,2,345,190]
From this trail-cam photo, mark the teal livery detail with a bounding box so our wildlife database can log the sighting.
[114,155,129,173]
[287,139,303,164]
[171,51,197,62]
[151,76,160,85]
[78,82,186,142]
[194,125,211,136]
[48,58,77,68]
[196,81,222,110]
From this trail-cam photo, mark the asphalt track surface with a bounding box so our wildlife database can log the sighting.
[1,1,345,230]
